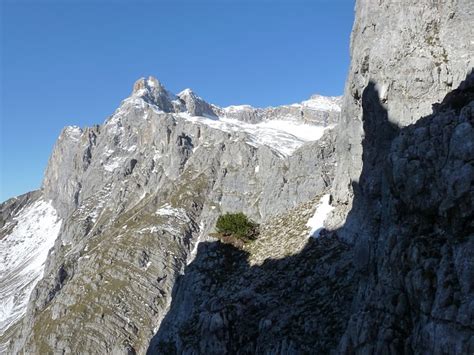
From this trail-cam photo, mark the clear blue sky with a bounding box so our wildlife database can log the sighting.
[0,0,354,202]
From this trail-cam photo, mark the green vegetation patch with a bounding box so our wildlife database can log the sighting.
[215,212,259,242]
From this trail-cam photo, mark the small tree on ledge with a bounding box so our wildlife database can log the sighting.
[215,212,259,242]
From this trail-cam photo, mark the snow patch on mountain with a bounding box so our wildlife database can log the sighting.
[300,95,342,112]
[258,120,329,141]
[179,113,331,156]
[61,126,83,141]
[103,156,127,172]
[306,194,334,238]
[156,204,190,222]
[0,199,62,339]
[222,105,254,113]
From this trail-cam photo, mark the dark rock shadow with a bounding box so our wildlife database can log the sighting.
[147,71,474,354]
[336,70,474,354]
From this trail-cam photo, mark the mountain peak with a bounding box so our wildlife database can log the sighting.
[130,76,178,112]
[132,76,168,96]
[177,88,217,118]
[177,88,195,98]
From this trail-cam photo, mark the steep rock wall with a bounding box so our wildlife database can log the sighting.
[331,0,473,232]
[329,0,474,352]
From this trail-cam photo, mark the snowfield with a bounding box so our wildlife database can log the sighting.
[179,113,331,156]
[0,199,62,340]
[300,95,341,112]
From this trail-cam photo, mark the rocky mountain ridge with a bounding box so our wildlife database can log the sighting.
[1,77,339,353]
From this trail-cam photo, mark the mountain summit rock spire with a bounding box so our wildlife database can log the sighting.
[131,76,178,112]
[132,76,164,94]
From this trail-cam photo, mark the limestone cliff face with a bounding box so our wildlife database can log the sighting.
[148,198,356,354]
[337,74,474,354]
[328,0,474,353]
[331,0,473,223]
[146,76,474,354]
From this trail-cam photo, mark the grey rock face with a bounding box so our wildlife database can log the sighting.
[42,125,99,218]
[0,191,41,234]
[0,191,62,353]
[177,89,218,118]
[132,76,181,113]
[214,94,341,126]
[325,1,474,352]
[331,0,474,226]
[4,77,339,353]
[40,78,338,226]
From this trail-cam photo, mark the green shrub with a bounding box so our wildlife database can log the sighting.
[215,212,258,241]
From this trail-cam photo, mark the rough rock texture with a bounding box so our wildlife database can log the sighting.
[3,78,339,353]
[325,0,474,352]
[0,191,42,236]
[336,73,474,354]
[0,192,44,354]
[214,94,342,125]
[331,0,474,226]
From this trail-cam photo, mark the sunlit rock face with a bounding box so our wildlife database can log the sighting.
[331,0,473,218]
[326,0,474,353]
[148,75,474,354]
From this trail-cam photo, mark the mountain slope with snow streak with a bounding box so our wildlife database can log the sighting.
[0,196,62,350]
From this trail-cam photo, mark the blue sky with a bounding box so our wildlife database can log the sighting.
[0,0,354,202]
